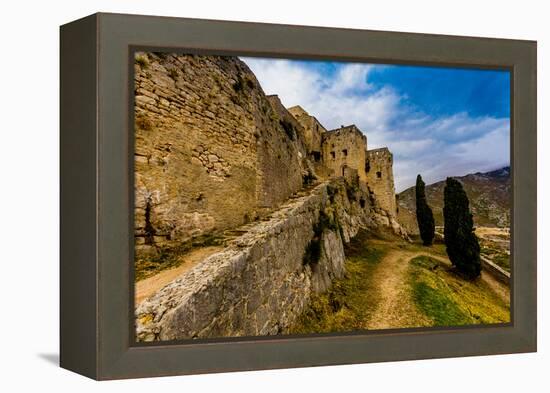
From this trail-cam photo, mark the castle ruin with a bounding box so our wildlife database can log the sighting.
[289,105,398,216]
[134,53,405,341]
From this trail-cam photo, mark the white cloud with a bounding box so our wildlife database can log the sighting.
[243,57,395,132]
[241,57,510,193]
[243,58,321,108]
[328,64,375,95]
[387,115,510,191]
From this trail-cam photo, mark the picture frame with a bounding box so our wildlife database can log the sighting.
[60,12,537,380]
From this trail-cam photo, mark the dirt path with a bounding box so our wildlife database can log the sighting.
[365,249,432,330]
[364,247,509,330]
[135,246,222,306]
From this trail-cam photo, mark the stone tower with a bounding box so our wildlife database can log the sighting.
[321,125,368,183]
[365,147,397,216]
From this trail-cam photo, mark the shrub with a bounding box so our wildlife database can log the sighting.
[415,174,435,246]
[345,181,359,202]
[303,236,322,267]
[135,54,149,68]
[326,184,338,203]
[443,177,481,279]
[143,197,156,245]
[245,75,255,89]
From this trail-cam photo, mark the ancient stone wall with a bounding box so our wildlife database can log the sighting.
[365,148,397,216]
[135,179,386,341]
[287,105,326,156]
[287,106,331,179]
[266,95,308,158]
[134,52,304,251]
[321,125,368,183]
[133,53,409,342]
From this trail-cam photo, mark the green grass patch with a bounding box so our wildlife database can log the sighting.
[290,230,387,334]
[408,256,510,327]
[409,257,471,326]
[413,282,470,325]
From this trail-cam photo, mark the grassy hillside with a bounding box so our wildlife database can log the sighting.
[408,256,509,325]
[397,167,511,234]
[290,233,510,333]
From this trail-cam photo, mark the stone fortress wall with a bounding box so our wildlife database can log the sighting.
[136,180,378,340]
[134,53,405,340]
[287,105,325,154]
[134,49,399,254]
[134,53,304,252]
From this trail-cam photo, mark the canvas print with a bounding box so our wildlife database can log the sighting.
[133,52,511,342]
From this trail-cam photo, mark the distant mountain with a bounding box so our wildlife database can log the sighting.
[397,167,511,234]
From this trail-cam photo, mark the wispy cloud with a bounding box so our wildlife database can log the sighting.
[242,57,510,192]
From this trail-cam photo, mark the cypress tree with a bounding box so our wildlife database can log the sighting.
[443,177,481,279]
[415,174,435,246]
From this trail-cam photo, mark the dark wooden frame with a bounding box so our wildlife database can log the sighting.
[60,12,537,380]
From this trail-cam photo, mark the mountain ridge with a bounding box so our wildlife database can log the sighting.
[397,166,511,234]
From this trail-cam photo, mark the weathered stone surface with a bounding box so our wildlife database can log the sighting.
[288,105,326,157]
[133,52,411,341]
[135,179,392,341]
[366,148,398,216]
[322,125,368,183]
[310,230,346,293]
[134,52,305,247]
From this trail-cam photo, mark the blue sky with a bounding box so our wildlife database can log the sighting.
[241,57,510,192]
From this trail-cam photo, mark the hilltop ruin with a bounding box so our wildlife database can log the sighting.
[133,52,406,341]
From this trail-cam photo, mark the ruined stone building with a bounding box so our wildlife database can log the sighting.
[288,107,397,216]
[134,51,398,250]
[322,125,368,183]
[134,53,405,341]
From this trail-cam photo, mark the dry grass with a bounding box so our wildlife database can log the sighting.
[291,233,510,334]
[408,255,510,326]
[290,231,386,334]
[134,233,224,281]
[135,245,222,305]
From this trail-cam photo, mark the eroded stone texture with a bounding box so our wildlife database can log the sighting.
[287,105,326,157]
[135,179,392,341]
[133,52,409,341]
[134,53,304,248]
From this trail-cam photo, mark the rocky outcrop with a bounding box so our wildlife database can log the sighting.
[135,179,397,341]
